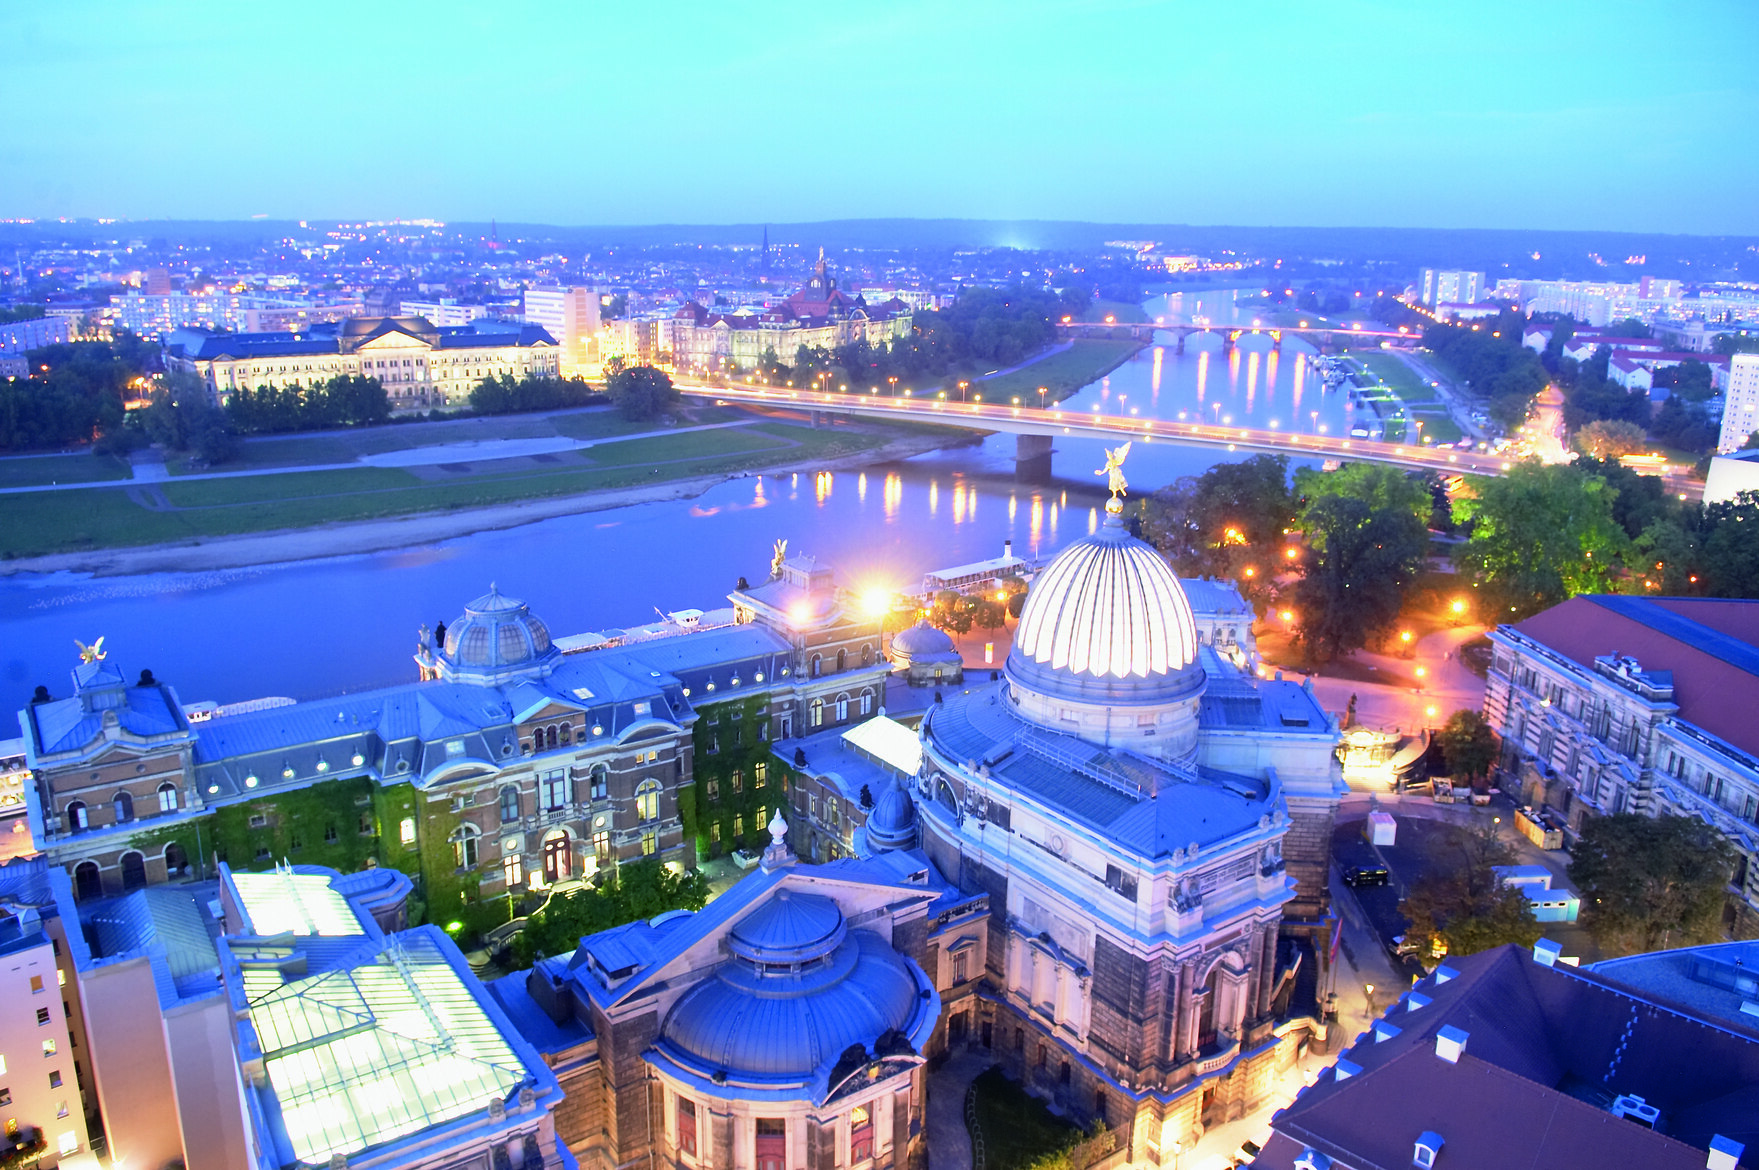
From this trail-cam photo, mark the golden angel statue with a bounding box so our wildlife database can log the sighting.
[770,538,788,581]
[1095,442,1132,499]
[76,636,107,664]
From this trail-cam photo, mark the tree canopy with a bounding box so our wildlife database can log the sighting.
[1291,494,1428,662]
[1398,823,1541,960]
[509,859,709,968]
[605,364,679,421]
[1570,418,1647,460]
[469,373,603,415]
[1435,709,1498,786]
[1142,455,1295,586]
[224,373,389,434]
[1569,813,1734,955]
[1455,463,1628,619]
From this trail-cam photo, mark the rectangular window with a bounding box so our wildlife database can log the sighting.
[755,761,768,784]
[734,815,744,838]
[952,951,969,985]
[851,1104,874,1164]
[48,1070,61,1089]
[541,770,571,811]
[678,1097,697,1157]
[503,853,524,888]
[30,975,43,993]
[42,1040,56,1058]
[36,1008,50,1026]
[594,830,611,863]
[707,778,720,801]
[711,823,722,844]
[641,830,658,856]
[732,769,743,793]
[399,817,416,847]
[0,1088,8,1106]
[757,1118,786,1170]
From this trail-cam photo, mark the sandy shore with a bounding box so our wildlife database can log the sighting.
[2,433,968,579]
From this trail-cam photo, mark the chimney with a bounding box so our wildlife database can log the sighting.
[1708,1135,1744,1170]
[1534,938,1562,967]
[1004,538,1013,559]
[1435,1025,1468,1063]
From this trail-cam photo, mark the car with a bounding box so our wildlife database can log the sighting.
[1232,1138,1264,1166]
[1342,864,1391,888]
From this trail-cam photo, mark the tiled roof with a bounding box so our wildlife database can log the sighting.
[1259,944,1759,1170]
[1511,596,1759,755]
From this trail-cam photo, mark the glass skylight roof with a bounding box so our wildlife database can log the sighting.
[246,932,527,1165]
[233,869,367,937]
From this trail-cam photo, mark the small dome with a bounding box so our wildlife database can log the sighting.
[660,926,924,1079]
[728,891,845,964]
[1010,512,1199,683]
[891,620,955,658]
[441,585,555,679]
[865,780,918,853]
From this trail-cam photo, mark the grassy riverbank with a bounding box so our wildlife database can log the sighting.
[0,420,921,560]
[977,338,1143,405]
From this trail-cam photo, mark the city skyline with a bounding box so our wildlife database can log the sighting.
[5,0,1758,234]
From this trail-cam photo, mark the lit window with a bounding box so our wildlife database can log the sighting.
[732,769,744,793]
[593,830,611,863]
[641,830,658,856]
[42,1039,56,1058]
[59,1132,78,1157]
[399,817,416,846]
[636,780,660,822]
[450,824,480,870]
[734,815,744,838]
[30,975,43,994]
[711,823,721,844]
[503,853,524,888]
[755,761,768,784]
[811,699,824,728]
[851,1104,874,1164]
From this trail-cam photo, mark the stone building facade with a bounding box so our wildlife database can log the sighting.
[1485,595,1759,934]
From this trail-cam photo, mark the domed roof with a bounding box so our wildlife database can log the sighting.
[865,780,918,852]
[660,895,928,1080]
[1012,510,1199,682]
[441,585,556,679]
[891,620,956,658]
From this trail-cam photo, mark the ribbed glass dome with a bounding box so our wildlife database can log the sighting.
[439,585,556,682]
[1012,510,1199,680]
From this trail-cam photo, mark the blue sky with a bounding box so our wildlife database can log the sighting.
[4,0,1756,233]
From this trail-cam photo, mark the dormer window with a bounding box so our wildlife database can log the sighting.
[1414,1131,1444,1167]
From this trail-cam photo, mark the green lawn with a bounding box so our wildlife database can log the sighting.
[0,453,132,488]
[969,1069,1084,1170]
[0,421,903,559]
[975,339,1144,405]
[1349,350,1438,404]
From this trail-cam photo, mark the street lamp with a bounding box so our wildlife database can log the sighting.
[1365,983,1376,1017]
[1038,385,1048,409]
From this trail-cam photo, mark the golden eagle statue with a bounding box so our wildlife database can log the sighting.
[75,637,107,664]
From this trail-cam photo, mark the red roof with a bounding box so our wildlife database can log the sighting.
[1512,596,1759,754]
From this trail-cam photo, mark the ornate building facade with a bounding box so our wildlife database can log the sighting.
[912,491,1344,1152]
[17,554,887,936]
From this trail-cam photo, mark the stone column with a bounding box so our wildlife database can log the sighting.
[1257,927,1277,1018]
[1172,961,1195,1062]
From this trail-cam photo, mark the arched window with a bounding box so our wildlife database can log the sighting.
[590,764,609,801]
[158,782,179,813]
[836,693,850,722]
[164,842,189,876]
[811,654,822,678]
[810,699,824,728]
[451,824,481,870]
[861,644,873,666]
[120,851,147,892]
[499,785,521,824]
[113,791,134,824]
[636,779,661,823]
[66,801,88,833]
[73,861,101,902]
[558,721,573,745]
[836,648,847,673]
[861,689,874,716]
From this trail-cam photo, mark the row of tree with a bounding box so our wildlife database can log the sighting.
[1,333,160,451]
[224,374,390,434]
[468,373,605,415]
[1421,311,1549,429]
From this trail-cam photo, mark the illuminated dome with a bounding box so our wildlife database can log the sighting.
[658,891,933,1080]
[1010,509,1200,684]
[438,585,558,684]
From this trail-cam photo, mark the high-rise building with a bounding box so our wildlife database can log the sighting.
[1419,268,1482,308]
[1718,353,1759,453]
[522,286,600,376]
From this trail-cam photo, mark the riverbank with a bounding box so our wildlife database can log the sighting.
[0,427,968,578]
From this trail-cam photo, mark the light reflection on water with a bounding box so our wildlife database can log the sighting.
[0,289,1346,705]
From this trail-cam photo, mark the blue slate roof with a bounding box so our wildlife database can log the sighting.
[25,668,190,759]
[89,885,224,1008]
[925,680,1276,860]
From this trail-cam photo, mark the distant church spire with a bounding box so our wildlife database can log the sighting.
[762,225,771,275]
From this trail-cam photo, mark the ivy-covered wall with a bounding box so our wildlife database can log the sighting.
[689,694,787,859]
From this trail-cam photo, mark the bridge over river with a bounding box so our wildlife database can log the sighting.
[1054,318,1421,353]
[675,383,1510,480]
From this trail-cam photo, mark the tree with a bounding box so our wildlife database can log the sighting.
[1570,813,1734,955]
[1435,709,1497,787]
[1456,463,1629,620]
[1398,823,1541,959]
[606,364,679,421]
[1291,495,1428,662]
[1570,418,1647,460]
[509,858,709,968]
[1142,455,1295,584]
[139,372,238,465]
[1292,462,1432,540]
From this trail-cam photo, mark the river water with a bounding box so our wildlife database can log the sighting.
[0,290,1358,707]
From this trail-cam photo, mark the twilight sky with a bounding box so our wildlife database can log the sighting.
[5,0,1756,233]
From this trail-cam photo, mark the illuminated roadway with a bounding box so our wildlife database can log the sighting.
[674,383,1512,477]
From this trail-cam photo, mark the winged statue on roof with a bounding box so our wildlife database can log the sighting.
[75,636,106,664]
[1096,442,1132,499]
[770,538,788,581]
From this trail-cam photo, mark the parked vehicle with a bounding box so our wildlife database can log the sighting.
[1342,864,1391,888]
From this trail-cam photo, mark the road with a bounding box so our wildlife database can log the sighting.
[675,383,1512,478]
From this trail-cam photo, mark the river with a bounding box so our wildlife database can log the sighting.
[0,290,1357,707]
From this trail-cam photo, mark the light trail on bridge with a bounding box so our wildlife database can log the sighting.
[674,383,1511,477]
[1055,320,1418,342]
